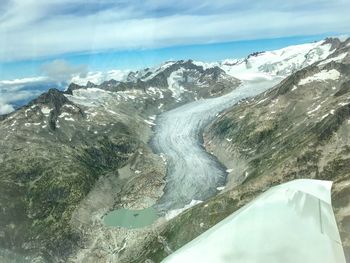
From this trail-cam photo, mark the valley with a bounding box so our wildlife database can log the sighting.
[0,38,349,262]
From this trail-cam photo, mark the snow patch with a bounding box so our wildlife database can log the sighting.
[107,109,118,115]
[192,61,218,70]
[147,87,164,99]
[59,112,71,118]
[307,105,321,115]
[321,113,329,120]
[140,61,176,82]
[62,104,76,110]
[299,69,340,85]
[257,98,268,105]
[165,200,203,220]
[319,53,347,66]
[144,119,155,126]
[167,68,187,98]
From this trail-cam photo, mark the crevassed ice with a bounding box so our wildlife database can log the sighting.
[152,78,282,211]
[162,179,346,263]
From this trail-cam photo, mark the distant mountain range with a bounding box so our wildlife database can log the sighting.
[0,37,349,262]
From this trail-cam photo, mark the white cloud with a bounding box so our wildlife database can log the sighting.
[0,75,53,115]
[0,76,47,86]
[0,102,14,115]
[0,65,129,115]
[0,0,349,62]
[41,59,87,81]
[70,69,129,85]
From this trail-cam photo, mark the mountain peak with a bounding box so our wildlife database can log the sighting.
[31,88,69,109]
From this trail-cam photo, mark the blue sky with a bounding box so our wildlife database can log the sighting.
[0,0,350,113]
[0,34,333,80]
[1,0,350,78]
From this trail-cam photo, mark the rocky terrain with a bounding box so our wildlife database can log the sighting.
[0,60,239,262]
[0,38,348,262]
[204,37,350,260]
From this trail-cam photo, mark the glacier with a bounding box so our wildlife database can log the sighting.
[152,39,334,211]
[151,78,282,211]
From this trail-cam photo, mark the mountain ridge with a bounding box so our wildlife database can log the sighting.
[0,37,349,262]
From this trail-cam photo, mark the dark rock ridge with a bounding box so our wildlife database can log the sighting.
[30,88,85,130]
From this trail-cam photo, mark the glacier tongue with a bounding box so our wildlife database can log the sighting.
[152,78,282,211]
[162,179,346,263]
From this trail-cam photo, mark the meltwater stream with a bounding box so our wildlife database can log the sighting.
[152,78,282,212]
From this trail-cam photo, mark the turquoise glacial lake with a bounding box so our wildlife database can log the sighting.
[104,207,158,228]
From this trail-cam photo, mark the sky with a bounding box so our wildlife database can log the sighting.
[0,0,350,114]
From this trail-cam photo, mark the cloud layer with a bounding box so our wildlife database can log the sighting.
[0,0,349,62]
[41,59,87,81]
[1,0,349,114]
[0,59,129,114]
[0,76,52,114]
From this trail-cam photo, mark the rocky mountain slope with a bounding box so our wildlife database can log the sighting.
[66,60,238,111]
[0,60,239,262]
[0,38,347,262]
[204,37,350,260]
[0,88,157,262]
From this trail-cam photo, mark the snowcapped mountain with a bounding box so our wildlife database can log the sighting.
[63,38,344,105]
[70,69,130,86]
[203,37,350,261]
[193,39,337,81]
[0,37,349,263]
[62,39,336,113]
[65,60,240,114]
